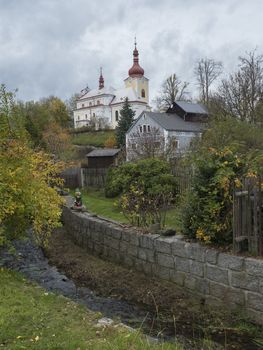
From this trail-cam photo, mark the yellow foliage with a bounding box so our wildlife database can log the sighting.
[104,135,117,148]
[0,139,65,246]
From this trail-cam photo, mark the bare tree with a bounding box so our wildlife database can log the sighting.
[127,127,179,161]
[154,74,189,111]
[217,51,263,123]
[194,58,223,106]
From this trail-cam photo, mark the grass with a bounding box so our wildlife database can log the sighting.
[0,268,183,350]
[72,130,115,147]
[80,189,182,231]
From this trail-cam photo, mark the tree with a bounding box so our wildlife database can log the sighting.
[217,51,263,123]
[115,98,135,147]
[0,85,64,246]
[127,127,178,161]
[194,58,223,106]
[154,74,189,111]
[65,92,79,128]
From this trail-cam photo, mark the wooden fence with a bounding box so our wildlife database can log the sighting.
[172,165,193,195]
[81,167,108,188]
[233,176,263,256]
[60,167,82,189]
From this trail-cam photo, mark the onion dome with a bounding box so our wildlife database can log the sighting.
[128,39,144,78]
[99,67,104,89]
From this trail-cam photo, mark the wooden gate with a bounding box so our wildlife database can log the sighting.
[233,176,263,255]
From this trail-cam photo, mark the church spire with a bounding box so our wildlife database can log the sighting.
[99,67,104,89]
[128,38,144,78]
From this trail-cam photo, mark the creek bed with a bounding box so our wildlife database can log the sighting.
[0,234,262,350]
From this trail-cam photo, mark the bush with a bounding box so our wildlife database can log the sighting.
[105,158,177,227]
[181,146,246,244]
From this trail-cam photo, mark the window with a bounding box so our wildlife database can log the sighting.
[77,116,80,120]
[93,113,95,117]
[89,102,92,106]
[141,89,145,98]
[139,125,142,133]
[82,103,85,108]
[97,100,100,105]
[171,139,179,149]
[143,125,146,133]
[131,143,136,150]
[147,125,151,132]
[115,110,119,121]
[85,114,87,118]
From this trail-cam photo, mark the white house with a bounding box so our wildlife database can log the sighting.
[73,41,151,129]
[126,101,208,161]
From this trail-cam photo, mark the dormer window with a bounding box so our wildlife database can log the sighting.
[141,89,145,98]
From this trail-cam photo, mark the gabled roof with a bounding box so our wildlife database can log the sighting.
[78,86,116,100]
[86,148,120,157]
[145,112,205,132]
[174,101,208,114]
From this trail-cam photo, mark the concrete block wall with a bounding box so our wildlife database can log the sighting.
[62,201,263,324]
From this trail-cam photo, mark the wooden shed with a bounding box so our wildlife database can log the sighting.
[86,148,121,168]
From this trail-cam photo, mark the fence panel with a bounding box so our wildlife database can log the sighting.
[60,167,82,189]
[81,167,108,188]
[233,176,263,256]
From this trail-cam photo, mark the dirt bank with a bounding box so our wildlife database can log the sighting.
[44,228,263,349]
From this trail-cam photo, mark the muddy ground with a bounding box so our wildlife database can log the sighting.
[45,228,263,349]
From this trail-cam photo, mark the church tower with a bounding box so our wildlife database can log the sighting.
[124,39,149,104]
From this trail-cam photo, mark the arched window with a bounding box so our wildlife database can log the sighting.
[141,89,145,98]
[115,110,119,121]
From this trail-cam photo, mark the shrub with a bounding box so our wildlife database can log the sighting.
[181,146,246,244]
[105,158,177,227]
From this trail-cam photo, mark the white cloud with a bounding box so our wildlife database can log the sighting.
[0,0,262,103]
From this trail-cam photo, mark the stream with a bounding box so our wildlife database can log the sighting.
[1,236,262,349]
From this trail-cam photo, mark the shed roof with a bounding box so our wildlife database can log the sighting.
[174,101,208,114]
[86,148,121,157]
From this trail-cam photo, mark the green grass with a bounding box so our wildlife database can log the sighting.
[0,268,182,350]
[72,130,115,147]
[81,189,182,231]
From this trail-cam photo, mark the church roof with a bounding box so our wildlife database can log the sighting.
[78,86,116,100]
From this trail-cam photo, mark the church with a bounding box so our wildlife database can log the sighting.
[73,41,151,129]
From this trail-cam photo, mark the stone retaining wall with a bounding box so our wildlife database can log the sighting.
[62,198,263,324]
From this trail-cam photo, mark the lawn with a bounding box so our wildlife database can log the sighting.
[71,130,115,147]
[80,189,182,231]
[0,268,182,350]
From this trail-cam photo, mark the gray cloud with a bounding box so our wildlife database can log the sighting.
[0,0,262,103]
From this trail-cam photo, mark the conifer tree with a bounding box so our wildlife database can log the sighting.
[115,97,135,147]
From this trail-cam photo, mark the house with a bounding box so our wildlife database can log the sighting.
[73,40,151,129]
[126,101,208,161]
[86,148,121,168]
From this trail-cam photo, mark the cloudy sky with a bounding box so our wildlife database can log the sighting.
[0,0,262,104]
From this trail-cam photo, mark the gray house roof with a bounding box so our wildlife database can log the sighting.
[175,101,208,114]
[87,148,120,157]
[145,112,205,132]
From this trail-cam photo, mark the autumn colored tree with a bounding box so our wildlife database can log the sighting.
[0,85,64,246]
